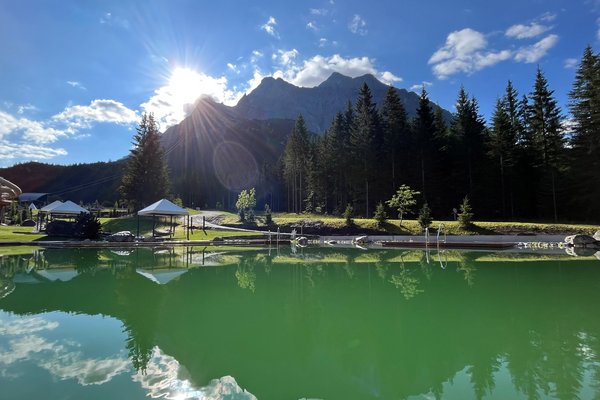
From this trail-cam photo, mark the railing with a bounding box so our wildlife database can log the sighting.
[436,223,447,250]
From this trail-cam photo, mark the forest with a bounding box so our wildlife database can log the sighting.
[267,46,600,223]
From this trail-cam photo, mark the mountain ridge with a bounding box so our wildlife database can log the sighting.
[233,72,450,133]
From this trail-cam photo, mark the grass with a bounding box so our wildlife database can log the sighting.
[100,215,256,240]
[216,210,599,236]
[0,225,46,242]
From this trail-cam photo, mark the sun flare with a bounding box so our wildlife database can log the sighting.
[168,67,206,107]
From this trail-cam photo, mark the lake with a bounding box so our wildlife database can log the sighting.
[0,246,599,399]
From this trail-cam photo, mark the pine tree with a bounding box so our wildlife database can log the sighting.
[283,116,310,213]
[350,83,382,217]
[381,86,409,193]
[449,87,486,201]
[119,113,170,211]
[412,87,436,200]
[568,46,600,219]
[488,97,516,218]
[527,67,564,222]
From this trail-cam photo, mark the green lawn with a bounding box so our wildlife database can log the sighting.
[0,225,46,242]
[217,211,599,236]
[100,215,255,240]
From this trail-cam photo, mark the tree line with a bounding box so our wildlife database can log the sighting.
[278,46,600,223]
[119,46,600,223]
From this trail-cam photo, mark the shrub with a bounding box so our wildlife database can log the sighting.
[264,204,272,224]
[374,202,387,228]
[343,204,354,227]
[458,196,474,229]
[74,212,102,240]
[236,188,256,223]
[417,203,432,230]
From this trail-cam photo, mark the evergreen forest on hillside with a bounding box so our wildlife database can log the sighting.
[263,47,600,223]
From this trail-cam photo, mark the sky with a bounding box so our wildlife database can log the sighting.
[1,0,599,167]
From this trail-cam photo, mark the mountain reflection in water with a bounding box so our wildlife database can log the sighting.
[1,246,599,399]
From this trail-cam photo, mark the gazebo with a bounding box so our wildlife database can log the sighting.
[49,200,89,216]
[137,199,190,239]
[37,200,89,231]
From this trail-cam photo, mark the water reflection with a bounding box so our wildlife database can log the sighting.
[0,247,600,399]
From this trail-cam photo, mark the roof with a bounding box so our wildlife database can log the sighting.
[40,200,63,212]
[49,200,89,215]
[35,269,79,282]
[138,199,189,216]
[19,193,48,202]
[136,268,188,284]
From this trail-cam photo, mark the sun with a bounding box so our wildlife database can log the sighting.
[168,67,206,107]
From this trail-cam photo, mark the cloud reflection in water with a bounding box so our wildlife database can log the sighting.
[134,347,257,400]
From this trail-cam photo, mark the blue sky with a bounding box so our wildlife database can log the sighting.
[0,0,598,167]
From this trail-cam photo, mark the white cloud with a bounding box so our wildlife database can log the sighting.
[227,63,240,73]
[53,99,138,129]
[506,22,551,39]
[514,34,558,63]
[429,27,557,78]
[310,8,328,16]
[349,14,367,35]
[99,12,130,29]
[17,104,37,115]
[273,49,299,66]
[564,58,578,69]
[271,53,402,87]
[540,12,557,22]
[261,16,279,38]
[306,21,318,30]
[429,28,512,79]
[250,50,264,64]
[67,81,86,90]
[319,38,328,47]
[0,110,67,144]
[410,81,433,92]
[246,69,266,93]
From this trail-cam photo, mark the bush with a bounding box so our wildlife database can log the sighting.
[46,220,75,237]
[458,196,474,229]
[343,204,354,227]
[74,212,102,239]
[417,203,432,229]
[374,202,387,227]
[264,204,272,224]
[236,188,256,223]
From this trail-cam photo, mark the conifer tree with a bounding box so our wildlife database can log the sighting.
[119,113,170,211]
[381,86,409,193]
[568,46,600,218]
[412,87,436,200]
[488,97,515,218]
[350,83,382,217]
[449,87,486,201]
[527,67,564,221]
[283,116,310,213]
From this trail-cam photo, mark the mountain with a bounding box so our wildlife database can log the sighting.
[0,160,126,204]
[2,73,452,207]
[160,97,294,208]
[234,72,450,133]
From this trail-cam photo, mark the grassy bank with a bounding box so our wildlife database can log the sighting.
[219,211,599,236]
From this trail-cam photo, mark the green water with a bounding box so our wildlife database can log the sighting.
[0,247,599,400]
